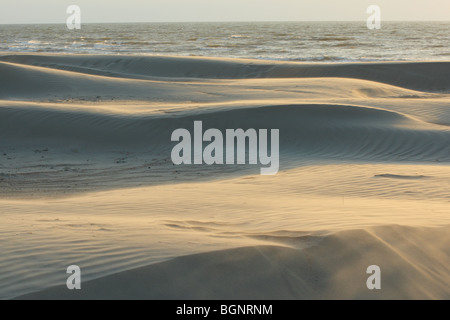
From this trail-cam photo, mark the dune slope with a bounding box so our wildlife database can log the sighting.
[16,225,450,300]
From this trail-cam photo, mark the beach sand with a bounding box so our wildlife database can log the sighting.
[1,53,449,299]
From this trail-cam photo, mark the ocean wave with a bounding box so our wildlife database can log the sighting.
[1,22,449,62]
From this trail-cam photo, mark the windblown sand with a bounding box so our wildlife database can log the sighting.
[0,54,449,299]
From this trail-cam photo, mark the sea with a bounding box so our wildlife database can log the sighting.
[0,21,449,62]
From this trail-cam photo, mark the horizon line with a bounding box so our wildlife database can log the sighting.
[1,20,449,25]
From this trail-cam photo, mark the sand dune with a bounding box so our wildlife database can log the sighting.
[1,103,449,197]
[16,225,450,300]
[1,55,449,197]
[1,102,446,149]
[1,54,449,299]
[1,54,449,92]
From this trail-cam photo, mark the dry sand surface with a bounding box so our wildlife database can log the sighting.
[0,53,449,299]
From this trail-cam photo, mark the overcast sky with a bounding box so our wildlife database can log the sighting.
[0,0,449,24]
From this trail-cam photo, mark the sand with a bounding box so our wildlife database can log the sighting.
[0,53,449,299]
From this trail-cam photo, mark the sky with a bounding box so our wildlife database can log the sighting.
[0,0,449,24]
